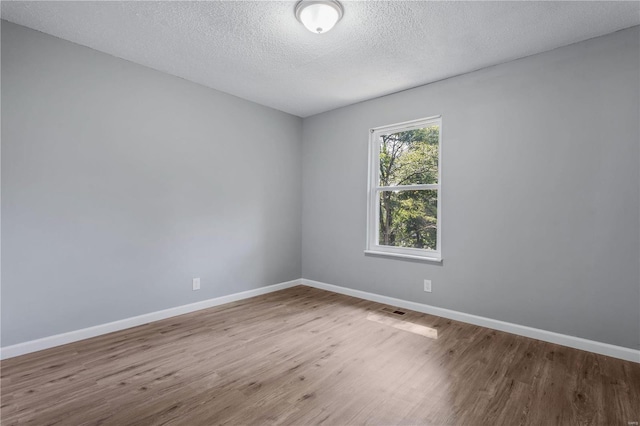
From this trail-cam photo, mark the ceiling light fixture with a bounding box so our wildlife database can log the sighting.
[295,0,344,34]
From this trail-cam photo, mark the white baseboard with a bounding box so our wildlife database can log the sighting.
[0,279,302,360]
[3,278,638,363]
[301,279,640,363]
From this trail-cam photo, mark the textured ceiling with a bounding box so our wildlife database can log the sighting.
[2,1,639,117]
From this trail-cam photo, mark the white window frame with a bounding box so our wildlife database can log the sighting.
[365,115,442,262]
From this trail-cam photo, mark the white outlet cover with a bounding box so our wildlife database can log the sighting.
[193,277,201,291]
[424,279,432,292]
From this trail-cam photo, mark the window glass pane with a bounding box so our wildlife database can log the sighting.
[378,125,439,187]
[378,190,437,250]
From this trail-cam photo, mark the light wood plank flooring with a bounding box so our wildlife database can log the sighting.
[1,286,639,425]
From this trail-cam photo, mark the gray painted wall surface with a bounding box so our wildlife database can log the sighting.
[3,21,639,351]
[1,22,303,346]
[302,27,640,350]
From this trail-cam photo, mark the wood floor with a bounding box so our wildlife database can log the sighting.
[1,286,638,425]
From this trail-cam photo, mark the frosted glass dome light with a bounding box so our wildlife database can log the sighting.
[295,0,344,34]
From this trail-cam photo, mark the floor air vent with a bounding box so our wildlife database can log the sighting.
[380,307,406,316]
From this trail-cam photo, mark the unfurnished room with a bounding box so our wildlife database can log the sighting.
[1,1,639,425]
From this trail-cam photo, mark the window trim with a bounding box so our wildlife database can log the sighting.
[365,115,442,262]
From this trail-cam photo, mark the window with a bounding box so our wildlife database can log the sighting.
[365,116,442,261]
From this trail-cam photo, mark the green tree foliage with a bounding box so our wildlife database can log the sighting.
[379,126,439,249]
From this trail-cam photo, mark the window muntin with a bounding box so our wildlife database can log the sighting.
[366,116,442,261]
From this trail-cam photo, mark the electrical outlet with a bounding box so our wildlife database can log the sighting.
[192,277,201,291]
[424,279,432,292]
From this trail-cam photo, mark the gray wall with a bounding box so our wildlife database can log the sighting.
[1,21,303,346]
[302,27,640,350]
[3,20,639,352]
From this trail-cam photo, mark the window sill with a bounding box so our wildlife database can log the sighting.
[364,250,443,263]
